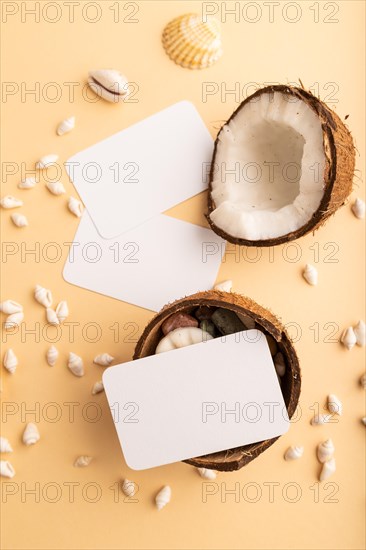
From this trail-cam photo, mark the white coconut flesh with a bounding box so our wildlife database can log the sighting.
[210,91,326,241]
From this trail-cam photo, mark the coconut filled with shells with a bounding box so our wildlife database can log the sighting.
[134,290,301,472]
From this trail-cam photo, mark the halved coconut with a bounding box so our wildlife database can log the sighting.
[133,290,301,472]
[208,85,355,246]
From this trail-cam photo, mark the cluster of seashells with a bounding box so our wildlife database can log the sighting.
[284,439,336,481]
[340,320,365,350]
[0,423,41,479]
[0,299,24,331]
[34,284,69,327]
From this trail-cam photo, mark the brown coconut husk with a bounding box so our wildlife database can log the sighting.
[133,290,301,471]
[207,85,356,247]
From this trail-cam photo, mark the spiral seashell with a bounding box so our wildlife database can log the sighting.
[0,300,23,314]
[0,195,23,209]
[46,181,66,196]
[319,457,336,481]
[68,352,84,377]
[46,307,59,326]
[121,479,136,497]
[340,327,357,350]
[88,69,129,103]
[18,177,36,189]
[351,197,365,219]
[156,327,213,353]
[274,352,286,377]
[68,196,84,217]
[162,13,223,70]
[0,460,15,478]
[360,373,366,389]
[55,301,69,323]
[3,349,18,374]
[93,353,114,366]
[302,263,318,285]
[155,485,171,510]
[197,467,217,479]
[35,154,58,169]
[327,394,342,416]
[56,116,75,136]
[74,455,93,467]
[0,437,13,453]
[284,446,304,461]
[22,423,40,445]
[46,345,59,367]
[317,439,335,463]
[34,285,53,308]
[4,311,24,330]
[311,413,331,426]
[91,381,104,395]
[354,320,366,347]
[11,213,28,227]
[214,280,232,292]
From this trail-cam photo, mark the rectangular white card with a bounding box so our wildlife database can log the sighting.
[103,331,289,470]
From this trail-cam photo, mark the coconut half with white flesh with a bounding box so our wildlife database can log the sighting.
[207,85,355,246]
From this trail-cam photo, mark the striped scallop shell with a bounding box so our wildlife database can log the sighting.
[162,13,222,70]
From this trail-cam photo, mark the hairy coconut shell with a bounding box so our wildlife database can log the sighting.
[207,84,356,247]
[133,290,301,471]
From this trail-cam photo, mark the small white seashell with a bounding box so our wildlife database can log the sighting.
[46,345,59,367]
[155,485,171,510]
[214,280,232,292]
[56,116,75,136]
[317,439,335,463]
[311,413,331,426]
[354,320,366,347]
[68,352,84,377]
[11,213,28,227]
[22,423,40,445]
[340,326,357,350]
[68,196,84,217]
[156,327,213,354]
[88,69,129,103]
[93,353,114,366]
[74,455,93,467]
[34,285,53,308]
[274,352,286,377]
[4,311,24,330]
[197,468,217,480]
[35,154,59,169]
[360,373,366,389]
[18,177,36,189]
[55,301,69,323]
[362,417,366,426]
[91,381,104,395]
[0,437,13,453]
[0,460,15,478]
[0,195,23,209]
[319,457,336,481]
[302,263,318,285]
[46,181,66,196]
[46,307,59,326]
[327,394,342,416]
[351,197,365,219]
[3,349,18,374]
[0,300,23,314]
[121,479,136,497]
[284,446,304,461]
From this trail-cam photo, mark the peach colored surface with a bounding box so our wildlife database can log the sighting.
[1,1,365,549]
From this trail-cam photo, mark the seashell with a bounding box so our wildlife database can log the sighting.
[68,196,84,217]
[56,116,75,136]
[0,195,23,209]
[354,320,366,347]
[319,457,336,481]
[284,446,304,460]
[121,479,136,497]
[317,439,335,463]
[360,373,366,389]
[4,311,24,330]
[92,381,104,395]
[68,352,84,377]
[18,177,36,189]
[156,327,213,354]
[327,394,342,416]
[74,455,93,467]
[88,69,129,103]
[302,263,318,285]
[340,326,357,350]
[311,413,331,426]
[214,280,232,292]
[55,300,69,323]
[46,181,66,196]
[3,349,18,374]
[93,353,114,366]
[46,345,59,367]
[351,197,365,219]
[34,285,53,308]
[11,213,28,227]
[155,485,171,510]
[197,467,217,480]
[0,460,15,478]
[0,300,23,314]
[0,437,13,453]
[35,154,59,169]
[22,422,40,445]
[362,417,366,426]
[46,307,59,326]
[274,352,286,377]
[162,13,223,70]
